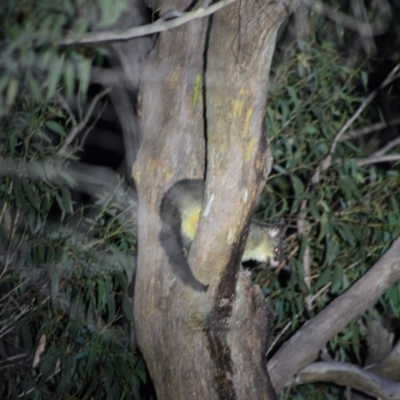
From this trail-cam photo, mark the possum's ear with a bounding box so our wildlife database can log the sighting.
[269,221,286,238]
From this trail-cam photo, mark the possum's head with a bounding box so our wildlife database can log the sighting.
[242,221,286,267]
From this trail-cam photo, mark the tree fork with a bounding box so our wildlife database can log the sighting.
[132,0,287,397]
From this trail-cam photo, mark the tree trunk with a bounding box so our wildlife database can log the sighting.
[132,0,287,397]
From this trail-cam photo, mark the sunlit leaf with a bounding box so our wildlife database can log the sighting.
[22,179,41,211]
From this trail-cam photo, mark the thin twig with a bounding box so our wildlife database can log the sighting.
[357,154,400,167]
[0,353,28,368]
[312,64,400,184]
[0,197,18,282]
[342,118,400,140]
[58,87,111,154]
[0,303,33,338]
[55,92,77,127]
[79,98,109,150]
[60,0,236,45]
[371,136,400,158]
[18,365,61,398]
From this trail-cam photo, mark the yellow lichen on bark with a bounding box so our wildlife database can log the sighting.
[231,99,244,117]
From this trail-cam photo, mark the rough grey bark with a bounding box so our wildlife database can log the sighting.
[130,0,287,398]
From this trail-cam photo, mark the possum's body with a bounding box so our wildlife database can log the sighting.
[159,180,285,291]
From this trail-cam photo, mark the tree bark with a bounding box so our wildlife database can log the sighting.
[132,0,287,398]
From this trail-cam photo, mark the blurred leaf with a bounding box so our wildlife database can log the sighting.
[303,124,318,134]
[78,57,92,99]
[6,77,19,109]
[135,359,147,384]
[60,187,72,212]
[27,73,42,101]
[97,280,106,311]
[330,265,343,294]
[50,267,60,303]
[46,54,64,100]
[122,297,133,322]
[45,120,66,137]
[315,267,331,289]
[317,212,330,242]
[107,295,116,323]
[287,86,299,109]
[21,323,33,352]
[59,354,77,392]
[22,179,40,212]
[291,175,305,200]
[324,236,338,266]
[39,352,55,386]
[63,60,75,99]
[98,0,127,27]
[361,70,368,90]
[309,193,319,221]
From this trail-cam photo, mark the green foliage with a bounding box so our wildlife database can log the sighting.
[0,0,127,116]
[255,17,400,399]
[0,102,142,399]
[3,0,400,398]
[282,383,345,399]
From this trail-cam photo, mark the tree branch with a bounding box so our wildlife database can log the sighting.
[60,0,236,45]
[371,136,400,158]
[357,154,400,167]
[342,118,400,140]
[292,361,400,399]
[268,237,400,391]
[58,87,111,154]
[55,92,77,128]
